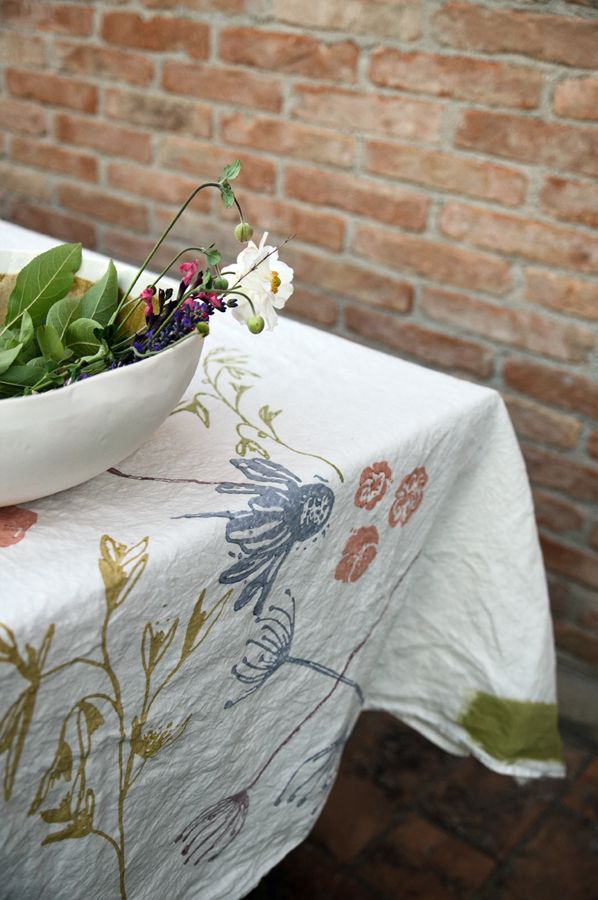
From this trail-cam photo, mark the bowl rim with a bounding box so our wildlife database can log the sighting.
[0,248,200,408]
[0,332,202,409]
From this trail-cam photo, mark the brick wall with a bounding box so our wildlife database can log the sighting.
[1,1,597,731]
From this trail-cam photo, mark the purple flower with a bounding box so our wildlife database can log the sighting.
[175,791,249,866]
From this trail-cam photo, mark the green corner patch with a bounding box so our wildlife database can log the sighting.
[459,692,563,764]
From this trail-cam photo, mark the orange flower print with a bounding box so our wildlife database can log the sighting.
[335,526,379,583]
[354,461,392,511]
[388,467,428,528]
[0,506,38,548]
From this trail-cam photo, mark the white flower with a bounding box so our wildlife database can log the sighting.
[223,233,293,330]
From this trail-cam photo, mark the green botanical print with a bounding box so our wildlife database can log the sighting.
[173,346,344,482]
[0,535,231,900]
[459,691,563,764]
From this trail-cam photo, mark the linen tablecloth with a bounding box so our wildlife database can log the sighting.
[0,222,563,900]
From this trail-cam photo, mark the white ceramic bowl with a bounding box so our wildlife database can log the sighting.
[0,250,202,506]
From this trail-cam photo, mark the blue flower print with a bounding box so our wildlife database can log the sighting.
[174,458,334,615]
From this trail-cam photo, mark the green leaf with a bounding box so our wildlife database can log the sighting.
[0,360,49,389]
[204,245,221,268]
[47,295,81,342]
[3,243,82,334]
[220,160,241,182]
[65,318,102,359]
[37,324,66,363]
[0,344,23,376]
[18,311,34,347]
[79,261,118,326]
[219,181,235,209]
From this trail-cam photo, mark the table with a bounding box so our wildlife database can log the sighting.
[0,222,563,899]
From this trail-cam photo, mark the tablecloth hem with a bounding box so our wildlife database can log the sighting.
[365,699,566,780]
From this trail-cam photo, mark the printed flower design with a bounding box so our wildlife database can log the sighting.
[175,791,249,866]
[0,506,37,548]
[354,461,392,510]
[225,592,362,708]
[274,733,347,815]
[388,467,428,528]
[335,526,379,583]
[175,458,334,615]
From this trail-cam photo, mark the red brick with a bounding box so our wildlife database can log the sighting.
[224,190,345,251]
[422,286,594,363]
[158,137,276,194]
[106,161,210,208]
[11,136,98,182]
[54,40,154,87]
[285,165,428,231]
[220,113,354,169]
[9,200,97,249]
[440,202,598,276]
[554,76,598,121]
[286,284,339,328]
[504,359,598,420]
[0,32,47,66]
[456,110,598,179]
[345,306,493,378]
[3,1,93,36]
[153,207,240,264]
[532,490,585,533]
[220,28,358,82]
[540,177,598,229]
[370,49,541,109]
[163,62,282,113]
[272,0,421,40]
[54,113,152,164]
[101,12,209,59]
[105,88,212,137]
[356,814,494,896]
[142,0,244,8]
[292,85,443,144]
[0,98,47,136]
[503,394,582,450]
[100,229,158,269]
[367,141,525,206]
[353,223,511,295]
[525,269,598,322]
[555,621,598,663]
[6,69,97,114]
[0,161,51,200]
[58,184,149,232]
[523,444,598,503]
[588,432,598,460]
[286,247,413,314]
[433,2,598,69]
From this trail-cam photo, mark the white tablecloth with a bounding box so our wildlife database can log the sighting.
[0,222,563,900]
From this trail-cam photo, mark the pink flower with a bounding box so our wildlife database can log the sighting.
[140,286,155,318]
[335,526,379,583]
[388,467,428,529]
[179,259,199,287]
[0,506,38,548]
[354,461,392,511]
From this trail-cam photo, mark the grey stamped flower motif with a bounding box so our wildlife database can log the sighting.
[225,591,363,708]
[174,458,334,615]
[274,732,348,815]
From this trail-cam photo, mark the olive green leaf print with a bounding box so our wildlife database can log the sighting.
[0,535,231,900]
[459,692,563,764]
[173,346,344,482]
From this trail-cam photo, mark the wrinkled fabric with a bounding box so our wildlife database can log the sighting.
[0,224,562,900]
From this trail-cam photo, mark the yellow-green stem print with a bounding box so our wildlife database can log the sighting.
[174,346,345,482]
[1,534,231,900]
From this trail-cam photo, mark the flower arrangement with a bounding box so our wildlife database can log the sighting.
[0,161,293,398]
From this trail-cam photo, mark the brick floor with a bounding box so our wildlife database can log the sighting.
[247,711,598,899]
